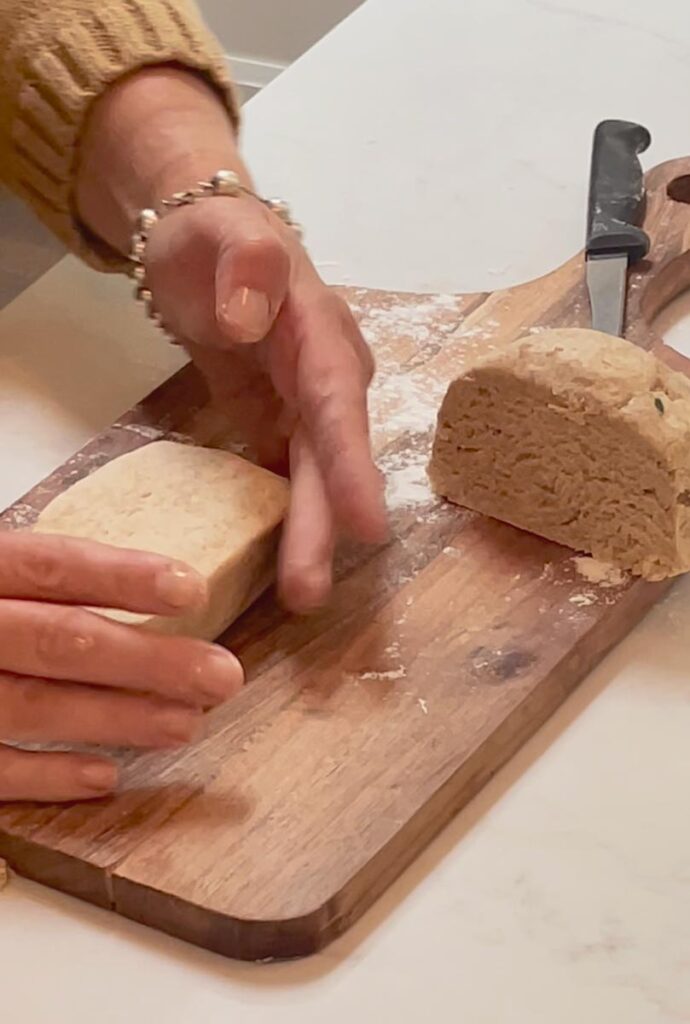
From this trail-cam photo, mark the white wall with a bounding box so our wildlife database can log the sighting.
[199,0,363,65]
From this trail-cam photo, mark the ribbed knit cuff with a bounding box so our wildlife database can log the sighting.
[9,0,239,272]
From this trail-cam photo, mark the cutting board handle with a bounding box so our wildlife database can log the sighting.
[626,156,690,374]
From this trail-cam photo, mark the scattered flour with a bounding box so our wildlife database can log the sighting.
[572,557,626,588]
[354,294,459,348]
[5,502,35,528]
[569,592,597,607]
[370,368,446,437]
[351,294,470,514]
[122,423,164,440]
[360,668,407,682]
[451,322,499,342]
[353,293,501,517]
[383,450,433,511]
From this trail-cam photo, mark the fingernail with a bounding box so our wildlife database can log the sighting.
[155,708,204,745]
[156,563,206,608]
[219,287,270,342]
[80,761,118,792]
[194,647,244,704]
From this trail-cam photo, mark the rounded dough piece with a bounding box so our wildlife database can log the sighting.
[428,328,690,580]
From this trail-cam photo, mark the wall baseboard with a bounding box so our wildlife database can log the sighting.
[226,54,287,90]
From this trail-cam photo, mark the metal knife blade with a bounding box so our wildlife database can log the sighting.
[585,120,651,338]
[586,253,628,336]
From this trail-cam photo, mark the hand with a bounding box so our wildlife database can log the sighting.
[144,195,387,611]
[0,533,243,802]
[76,67,388,615]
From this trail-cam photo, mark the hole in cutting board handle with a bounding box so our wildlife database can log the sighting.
[655,286,690,359]
[667,175,690,204]
[641,178,690,360]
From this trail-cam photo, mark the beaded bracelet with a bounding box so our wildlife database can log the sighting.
[128,170,302,344]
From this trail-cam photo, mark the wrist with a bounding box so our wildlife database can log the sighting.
[76,67,251,255]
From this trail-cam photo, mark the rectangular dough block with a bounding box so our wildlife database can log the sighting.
[33,441,290,639]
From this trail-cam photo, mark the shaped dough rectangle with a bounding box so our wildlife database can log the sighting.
[33,441,290,639]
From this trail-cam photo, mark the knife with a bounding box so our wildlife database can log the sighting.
[585,119,651,336]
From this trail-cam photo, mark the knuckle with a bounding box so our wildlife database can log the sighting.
[329,293,365,338]
[309,361,341,404]
[309,390,347,456]
[0,749,17,797]
[330,293,354,322]
[317,292,374,381]
[14,538,69,595]
[0,744,32,799]
[1,677,47,739]
[234,228,288,266]
[34,607,94,667]
[313,291,352,328]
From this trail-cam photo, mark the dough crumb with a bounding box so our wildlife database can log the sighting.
[0,859,9,891]
[572,557,626,588]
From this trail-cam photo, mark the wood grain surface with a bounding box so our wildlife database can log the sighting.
[2,158,690,960]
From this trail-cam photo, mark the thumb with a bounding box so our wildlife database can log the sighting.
[215,206,291,344]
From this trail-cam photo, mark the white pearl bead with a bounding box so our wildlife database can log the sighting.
[211,170,240,196]
[132,264,146,283]
[137,208,158,232]
[266,198,291,220]
[135,286,152,304]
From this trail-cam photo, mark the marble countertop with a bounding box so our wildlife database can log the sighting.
[1,1,689,1020]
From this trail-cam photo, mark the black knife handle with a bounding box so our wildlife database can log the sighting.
[586,119,651,261]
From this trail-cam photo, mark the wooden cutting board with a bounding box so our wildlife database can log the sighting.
[1,157,690,961]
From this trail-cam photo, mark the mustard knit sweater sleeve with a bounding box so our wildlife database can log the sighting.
[0,0,238,268]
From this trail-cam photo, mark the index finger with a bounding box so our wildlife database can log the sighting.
[0,532,207,614]
[279,429,334,612]
[291,295,387,543]
[0,600,242,706]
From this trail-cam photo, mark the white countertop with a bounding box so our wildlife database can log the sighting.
[2,1,690,1020]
